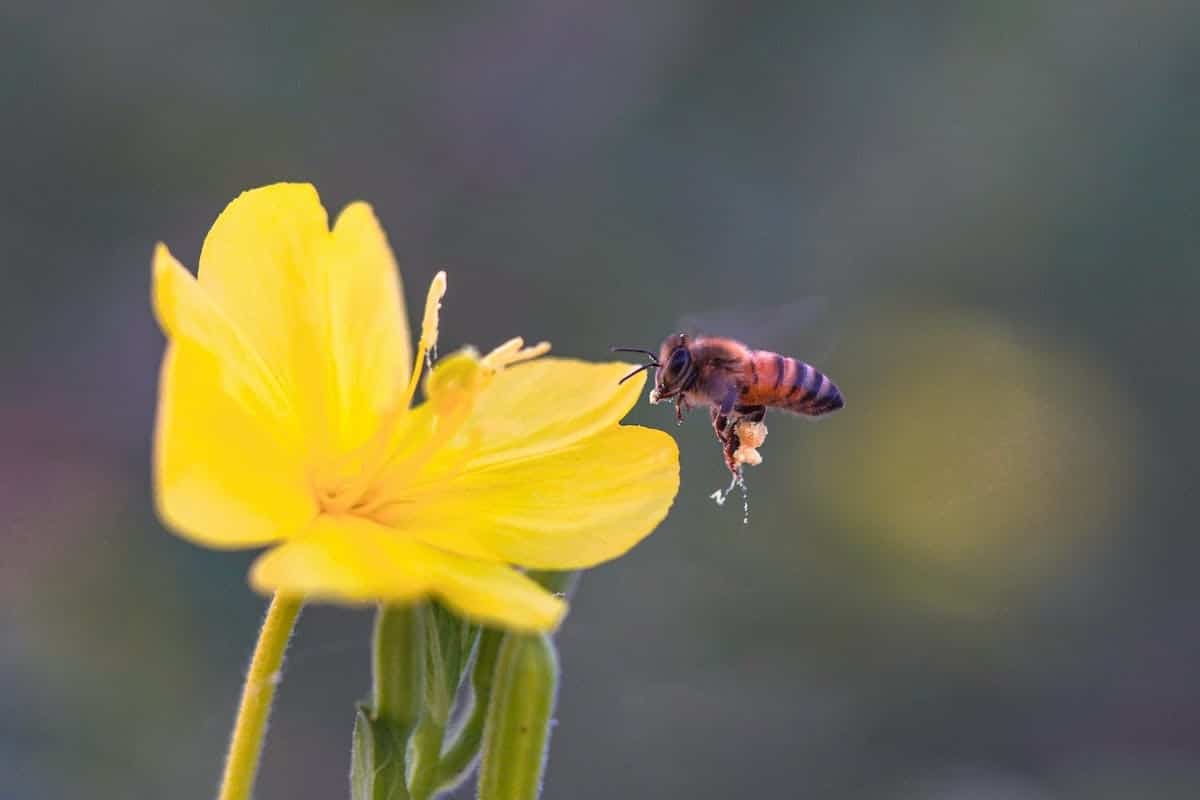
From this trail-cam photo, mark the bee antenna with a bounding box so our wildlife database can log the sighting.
[610,347,661,386]
[610,346,661,363]
[617,363,656,385]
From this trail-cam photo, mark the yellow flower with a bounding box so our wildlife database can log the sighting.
[151,183,678,632]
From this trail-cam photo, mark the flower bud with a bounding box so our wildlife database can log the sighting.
[351,604,424,800]
[477,634,560,800]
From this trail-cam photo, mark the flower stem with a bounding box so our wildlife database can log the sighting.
[434,628,504,792]
[217,593,303,800]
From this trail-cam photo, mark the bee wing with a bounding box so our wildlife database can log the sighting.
[676,298,840,363]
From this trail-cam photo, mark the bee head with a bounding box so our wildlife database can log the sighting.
[652,334,693,398]
[611,334,694,402]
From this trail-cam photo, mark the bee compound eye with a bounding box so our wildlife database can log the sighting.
[668,348,688,372]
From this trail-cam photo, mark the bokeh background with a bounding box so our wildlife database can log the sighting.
[3,2,1198,798]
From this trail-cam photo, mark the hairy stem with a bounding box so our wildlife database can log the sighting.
[217,593,303,800]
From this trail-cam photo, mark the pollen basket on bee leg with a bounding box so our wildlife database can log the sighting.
[731,420,768,465]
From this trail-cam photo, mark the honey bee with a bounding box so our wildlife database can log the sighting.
[612,334,843,476]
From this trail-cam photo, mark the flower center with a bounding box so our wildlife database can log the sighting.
[313,272,449,516]
[308,263,548,522]
[312,337,552,519]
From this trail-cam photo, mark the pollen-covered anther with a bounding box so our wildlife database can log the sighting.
[732,420,768,466]
[482,337,552,371]
[421,270,448,349]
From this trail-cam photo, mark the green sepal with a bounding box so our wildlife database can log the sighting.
[477,634,560,800]
[408,604,480,799]
[351,705,411,800]
[423,603,479,725]
[350,707,373,800]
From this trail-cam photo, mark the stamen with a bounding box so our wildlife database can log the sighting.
[353,397,482,518]
[483,338,551,370]
[320,273,551,517]
[404,270,448,410]
[482,336,524,366]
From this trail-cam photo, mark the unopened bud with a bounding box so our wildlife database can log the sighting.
[477,634,560,800]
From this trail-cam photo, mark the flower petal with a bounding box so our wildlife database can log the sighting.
[249,515,566,632]
[461,358,649,469]
[153,245,316,548]
[377,425,679,569]
[324,202,413,451]
[155,342,318,549]
[153,244,297,432]
[195,183,411,456]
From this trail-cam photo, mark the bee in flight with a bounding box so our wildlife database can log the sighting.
[612,333,843,477]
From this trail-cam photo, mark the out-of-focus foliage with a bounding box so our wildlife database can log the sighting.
[2,2,1197,798]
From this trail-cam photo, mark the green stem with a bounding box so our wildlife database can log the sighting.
[434,709,483,791]
[217,593,303,800]
[434,629,504,791]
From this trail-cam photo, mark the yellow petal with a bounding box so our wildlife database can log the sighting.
[249,515,566,632]
[195,184,329,439]
[377,425,679,569]
[152,243,297,432]
[195,183,410,456]
[155,343,318,548]
[462,359,650,469]
[152,244,315,547]
[324,202,413,450]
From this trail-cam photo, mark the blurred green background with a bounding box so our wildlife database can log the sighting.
[3,2,1197,798]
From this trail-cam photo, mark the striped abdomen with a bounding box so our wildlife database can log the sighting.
[745,351,844,416]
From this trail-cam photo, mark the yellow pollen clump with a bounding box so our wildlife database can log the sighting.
[733,420,768,467]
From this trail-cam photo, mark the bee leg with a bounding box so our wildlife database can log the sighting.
[710,406,726,439]
[709,407,731,449]
[718,391,739,434]
[674,396,689,425]
[722,430,742,476]
[710,407,742,476]
[734,404,766,424]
